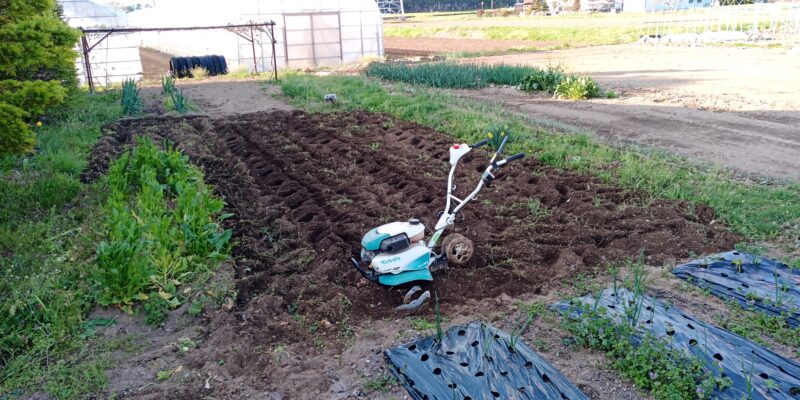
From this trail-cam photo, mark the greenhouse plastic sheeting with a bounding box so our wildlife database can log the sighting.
[672,251,800,328]
[553,288,800,400]
[385,321,589,400]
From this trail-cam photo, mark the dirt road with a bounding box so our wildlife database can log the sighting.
[458,87,800,180]
[385,36,558,57]
[455,44,800,180]
[467,44,800,112]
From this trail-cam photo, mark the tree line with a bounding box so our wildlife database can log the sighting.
[403,0,518,12]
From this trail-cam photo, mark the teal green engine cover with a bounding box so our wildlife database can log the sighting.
[377,253,432,286]
[361,228,390,251]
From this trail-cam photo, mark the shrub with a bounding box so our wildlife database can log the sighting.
[517,66,565,93]
[0,102,34,155]
[0,79,67,119]
[0,15,79,85]
[0,0,79,156]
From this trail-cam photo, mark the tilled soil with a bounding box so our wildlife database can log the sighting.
[86,109,739,398]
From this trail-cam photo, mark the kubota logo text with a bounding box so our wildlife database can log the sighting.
[381,256,401,265]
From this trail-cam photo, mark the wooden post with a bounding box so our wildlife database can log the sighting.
[80,33,95,92]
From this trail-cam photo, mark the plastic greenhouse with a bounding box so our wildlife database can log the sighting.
[59,0,144,85]
[127,0,384,71]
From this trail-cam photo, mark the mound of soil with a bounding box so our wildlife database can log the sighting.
[86,110,739,398]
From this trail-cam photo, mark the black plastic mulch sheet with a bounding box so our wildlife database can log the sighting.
[672,251,800,328]
[384,321,589,400]
[553,288,800,400]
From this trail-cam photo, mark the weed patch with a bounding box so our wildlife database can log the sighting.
[562,307,720,400]
[0,91,121,397]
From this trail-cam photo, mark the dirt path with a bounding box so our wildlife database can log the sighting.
[465,44,800,113]
[385,37,558,57]
[457,87,800,181]
[140,79,294,117]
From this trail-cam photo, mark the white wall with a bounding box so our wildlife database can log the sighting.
[127,0,383,72]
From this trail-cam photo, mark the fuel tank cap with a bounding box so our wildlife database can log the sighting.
[408,218,421,225]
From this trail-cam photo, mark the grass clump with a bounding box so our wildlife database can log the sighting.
[364,62,538,89]
[278,74,800,240]
[190,67,209,79]
[96,136,232,319]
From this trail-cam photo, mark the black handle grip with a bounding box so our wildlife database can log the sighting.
[497,135,510,155]
[470,139,488,148]
[506,152,525,162]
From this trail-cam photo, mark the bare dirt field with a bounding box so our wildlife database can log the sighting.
[81,78,745,397]
[458,86,800,181]
[385,37,557,57]
[467,44,800,112]
[455,44,800,180]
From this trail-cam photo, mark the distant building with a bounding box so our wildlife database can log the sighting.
[624,0,713,11]
[58,0,144,86]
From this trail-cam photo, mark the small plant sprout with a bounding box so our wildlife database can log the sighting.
[623,252,649,328]
[527,198,550,219]
[732,258,744,273]
[434,292,444,344]
[273,345,291,364]
[157,369,173,381]
[481,323,494,361]
[370,142,380,151]
[509,313,533,352]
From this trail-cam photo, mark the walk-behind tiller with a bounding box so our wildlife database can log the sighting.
[351,135,524,310]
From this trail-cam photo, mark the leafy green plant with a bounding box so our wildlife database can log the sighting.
[95,137,232,317]
[518,67,564,92]
[156,369,172,381]
[121,79,143,116]
[554,76,601,100]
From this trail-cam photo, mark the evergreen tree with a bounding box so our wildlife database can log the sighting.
[0,0,78,155]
